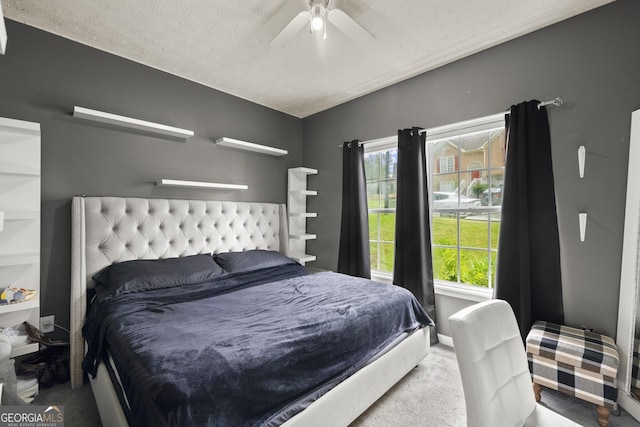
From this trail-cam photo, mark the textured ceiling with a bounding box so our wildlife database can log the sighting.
[3,0,614,118]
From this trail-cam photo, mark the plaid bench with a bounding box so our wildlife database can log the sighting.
[526,321,619,427]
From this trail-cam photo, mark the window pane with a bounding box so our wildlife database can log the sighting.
[380,180,396,209]
[460,216,489,249]
[460,249,490,287]
[489,213,500,250]
[365,152,381,181]
[490,251,497,287]
[367,182,380,209]
[484,129,506,207]
[380,212,395,242]
[433,246,458,283]
[434,172,458,195]
[432,216,458,247]
[369,212,380,241]
[370,242,380,271]
[380,148,398,179]
[379,243,395,273]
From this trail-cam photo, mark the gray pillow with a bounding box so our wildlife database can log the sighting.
[93,254,226,301]
[213,250,296,274]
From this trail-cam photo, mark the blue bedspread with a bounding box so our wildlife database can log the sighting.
[83,264,432,427]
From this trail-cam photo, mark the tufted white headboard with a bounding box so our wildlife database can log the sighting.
[70,196,289,388]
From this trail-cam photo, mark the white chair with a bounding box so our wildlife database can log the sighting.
[449,299,581,427]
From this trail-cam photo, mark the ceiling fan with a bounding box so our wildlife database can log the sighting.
[270,0,374,46]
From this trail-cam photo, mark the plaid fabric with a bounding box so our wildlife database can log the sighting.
[526,321,619,409]
[633,339,640,389]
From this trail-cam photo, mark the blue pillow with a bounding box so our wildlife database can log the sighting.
[93,254,226,301]
[213,250,296,274]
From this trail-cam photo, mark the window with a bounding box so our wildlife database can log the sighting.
[365,138,397,273]
[364,114,505,289]
[439,155,456,173]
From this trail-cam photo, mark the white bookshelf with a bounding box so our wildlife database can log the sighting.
[0,117,41,358]
[287,167,318,265]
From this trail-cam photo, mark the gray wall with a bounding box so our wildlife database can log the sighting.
[0,21,302,336]
[302,0,640,339]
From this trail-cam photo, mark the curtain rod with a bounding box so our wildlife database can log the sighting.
[339,97,564,146]
[417,97,564,135]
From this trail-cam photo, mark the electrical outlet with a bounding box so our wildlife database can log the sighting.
[40,315,55,333]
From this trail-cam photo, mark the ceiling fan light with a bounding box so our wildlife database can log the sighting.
[311,15,324,31]
[310,4,326,31]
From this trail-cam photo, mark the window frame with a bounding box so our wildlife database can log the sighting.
[364,113,504,299]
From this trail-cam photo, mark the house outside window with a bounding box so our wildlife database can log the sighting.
[364,113,505,290]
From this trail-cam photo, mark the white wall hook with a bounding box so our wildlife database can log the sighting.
[578,145,586,178]
[579,212,587,242]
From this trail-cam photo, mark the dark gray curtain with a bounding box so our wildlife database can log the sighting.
[495,100,564,339]
[338,140,371,279]
[393,128,437,345]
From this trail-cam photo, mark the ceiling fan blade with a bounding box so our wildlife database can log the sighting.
[270,11,311,47]
[328,8,374,44]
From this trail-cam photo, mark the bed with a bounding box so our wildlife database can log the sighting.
[70,196,432,427]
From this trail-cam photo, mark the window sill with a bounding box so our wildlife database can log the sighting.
[434,281,492,302]
[371,272,492,303]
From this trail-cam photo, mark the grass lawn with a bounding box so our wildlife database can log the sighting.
[370,213,500,287]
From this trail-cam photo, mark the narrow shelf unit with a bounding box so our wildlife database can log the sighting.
[215,137,288,156]
[73,106,194,139]
[287,167,318,266]
[0,117,41,358]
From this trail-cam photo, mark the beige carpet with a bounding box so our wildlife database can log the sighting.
[352,343,640,427]
[351,344,466,426]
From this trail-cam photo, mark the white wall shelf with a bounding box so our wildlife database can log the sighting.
[0,117,41,359]
[288,167,318,266]
[156,178,248,190]
[3,211,39,221]
[0,298,39,315]
[290,189,318,196]
[215,137,288,156]
[11,343,39,359]
[0,0,6,55]
[290,212,317,218]
[0,163,40,176]
[73,106,194,139]
[291,254,317,264]
[0,253,40,267]
[290,233,317,240]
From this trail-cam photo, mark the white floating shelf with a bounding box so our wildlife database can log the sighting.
[3,211,39,220]
[73,106,194,139]
[0,117,41,140]
[11,343,40,359]
[0,0,6,56]
[290,212,317,218]
[291,254,317,264]
[156,179,248,190]
[215,137,288,156]
[290,233,317,240]
[290,167,318,175]
[290,190,317,196]
[0,162,40,176]
[0,253,39,267]
[0,298,39,315]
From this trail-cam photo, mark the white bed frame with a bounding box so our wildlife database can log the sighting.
[70,196,430,427]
